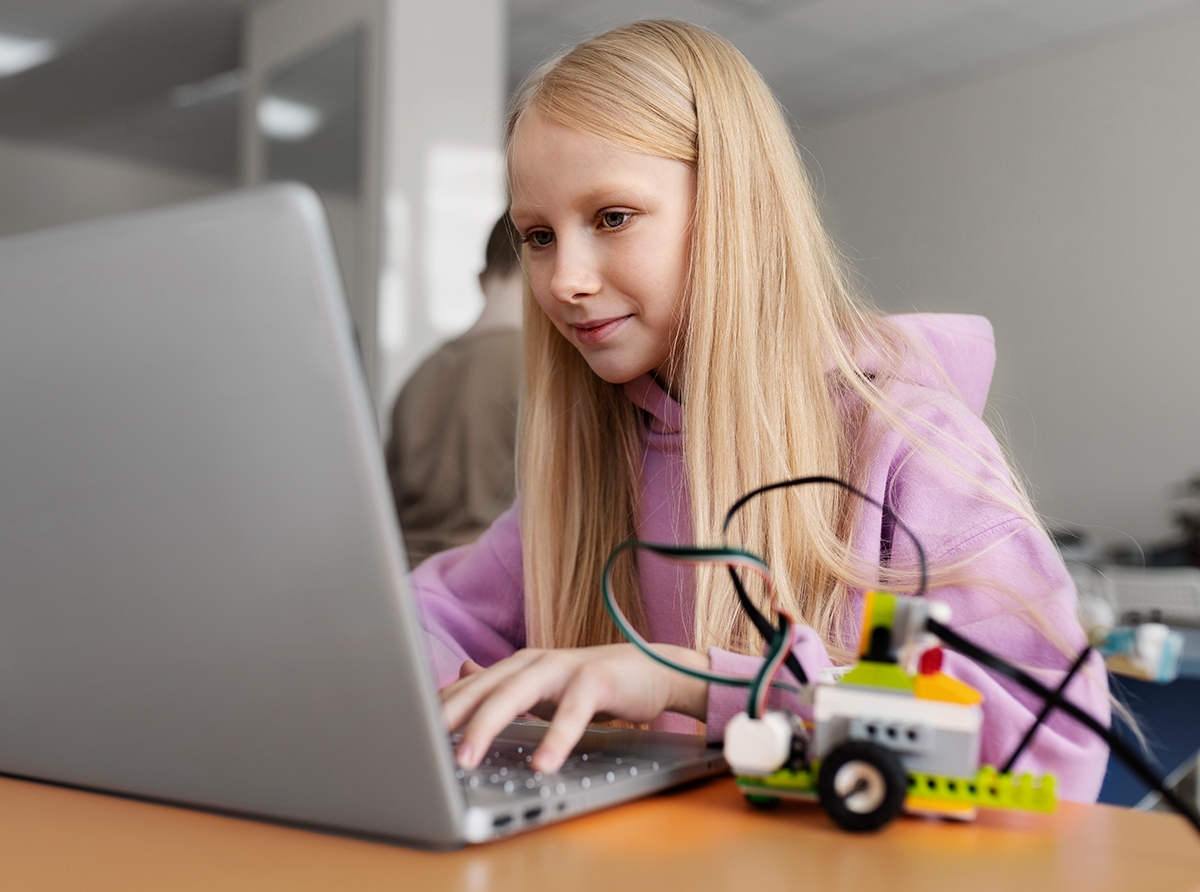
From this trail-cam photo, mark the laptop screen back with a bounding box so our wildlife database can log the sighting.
[0,184,464,847]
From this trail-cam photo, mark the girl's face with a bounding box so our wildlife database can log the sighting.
[508,111,695,396]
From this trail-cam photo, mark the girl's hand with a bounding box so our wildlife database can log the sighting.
[441,644,709,774]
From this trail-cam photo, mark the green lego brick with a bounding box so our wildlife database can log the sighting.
[739,763,1056,815]
[905,765,1057,813]
[871,592,897,633]
[839,659,915,691]
[736,765,819,799]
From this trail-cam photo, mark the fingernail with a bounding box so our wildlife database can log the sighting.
[457,742,476,768]
[532,751,560,774]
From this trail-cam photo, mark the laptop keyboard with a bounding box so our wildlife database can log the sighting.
[454,736,664,799]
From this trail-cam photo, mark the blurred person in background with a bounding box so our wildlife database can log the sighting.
[386,215,522,567]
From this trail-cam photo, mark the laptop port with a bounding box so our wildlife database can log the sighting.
[523,807,543,821]
[492,814,513,828]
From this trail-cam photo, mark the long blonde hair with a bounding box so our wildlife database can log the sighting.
[511,21,1042,663]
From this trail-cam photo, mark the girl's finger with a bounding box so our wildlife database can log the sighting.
[441,650,543,730]
[530,670,604,773]
[455,657,573,768]
[438,662,486,705]
[459,659,485,678]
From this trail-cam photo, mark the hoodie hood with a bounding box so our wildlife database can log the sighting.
[883,313,996,417]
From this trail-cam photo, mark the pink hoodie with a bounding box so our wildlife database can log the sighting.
[412,314,1110,802]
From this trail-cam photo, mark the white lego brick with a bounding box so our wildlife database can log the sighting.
[724,711,793,776]
[814,684,982,734]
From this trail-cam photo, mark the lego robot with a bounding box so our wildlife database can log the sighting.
[725,591,1056,831]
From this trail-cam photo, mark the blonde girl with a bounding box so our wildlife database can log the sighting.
[417,20,1109,801]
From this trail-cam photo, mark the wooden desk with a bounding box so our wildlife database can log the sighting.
[3,774,1198,892]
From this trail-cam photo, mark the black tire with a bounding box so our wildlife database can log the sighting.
[744,794,781,809]
[817,741,907,832]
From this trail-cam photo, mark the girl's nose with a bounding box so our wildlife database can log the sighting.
[548,236,601,304]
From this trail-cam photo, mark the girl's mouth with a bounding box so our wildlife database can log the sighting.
[572,315,630,345]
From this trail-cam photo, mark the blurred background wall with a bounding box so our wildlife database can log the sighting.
[804,11,1200,552]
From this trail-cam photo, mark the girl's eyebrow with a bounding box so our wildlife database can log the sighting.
[572,184,648,207]
[509,181,652,223]
[511,187,648,223]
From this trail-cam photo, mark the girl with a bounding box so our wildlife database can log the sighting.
[418,20,1109,801]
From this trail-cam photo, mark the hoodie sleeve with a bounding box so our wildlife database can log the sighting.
[867,387,1109,803]
[916,521,1111,804]
[408,501,526,689]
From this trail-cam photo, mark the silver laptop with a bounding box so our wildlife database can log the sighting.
[0,184,724,848]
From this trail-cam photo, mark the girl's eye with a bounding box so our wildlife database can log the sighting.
[526,230,554,248]
[601,211,631,230]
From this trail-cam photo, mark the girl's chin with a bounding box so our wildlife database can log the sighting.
[581,359,656,387]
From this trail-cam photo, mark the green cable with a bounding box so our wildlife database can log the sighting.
[748,613,793,718]
[601,540,803,712]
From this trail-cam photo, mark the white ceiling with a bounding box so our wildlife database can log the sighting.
[0,0,1198,175]
[509,0,1200,123]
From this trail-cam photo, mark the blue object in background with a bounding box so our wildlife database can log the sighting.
[1098,675,1200,806]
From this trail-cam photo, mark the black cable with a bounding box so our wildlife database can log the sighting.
[722,475,929,595]
[1000,645,1092,775]
[928,618,1200,835]
[727,570,809,685]
[720,475,931,686]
